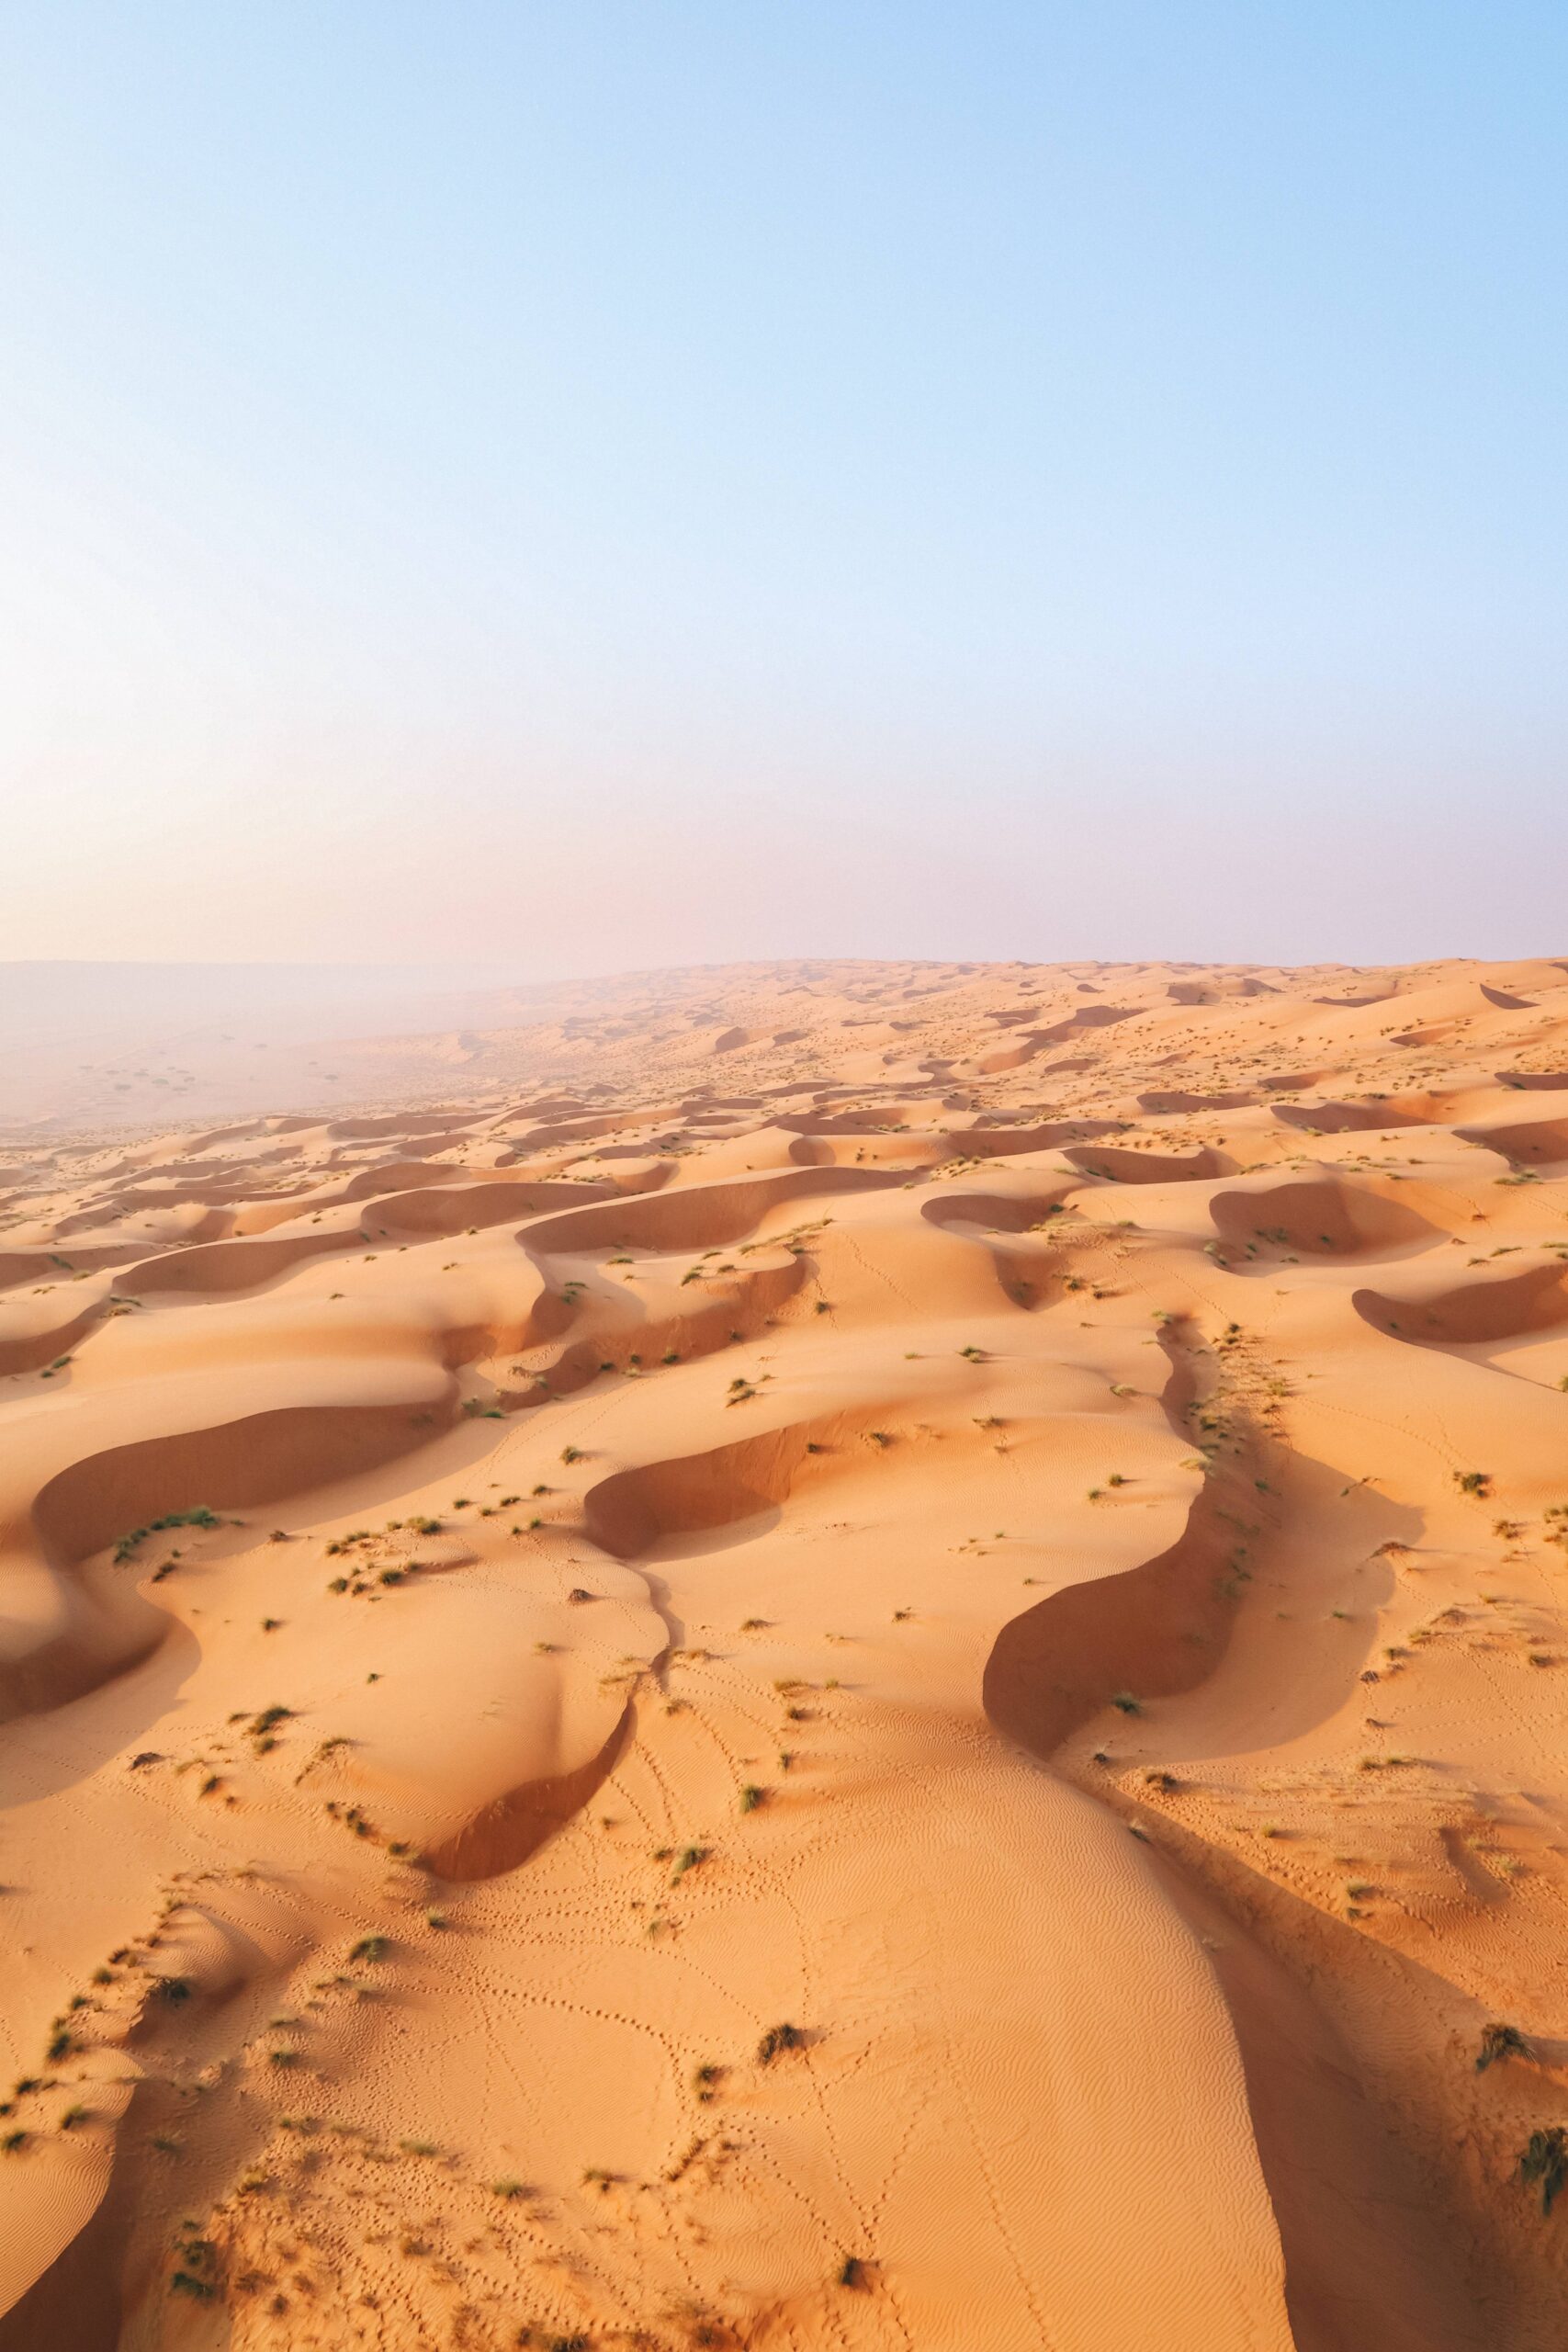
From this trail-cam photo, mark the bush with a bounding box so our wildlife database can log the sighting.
[1519,2126,1568,2213]
[1478,2021,1531,2073]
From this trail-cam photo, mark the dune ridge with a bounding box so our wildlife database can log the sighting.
[4,955,1568,2346]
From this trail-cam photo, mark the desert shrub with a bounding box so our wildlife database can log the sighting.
[1478,2022,1531,2072]
[1519,2127,1568,2213]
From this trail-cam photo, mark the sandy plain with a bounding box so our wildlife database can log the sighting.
[3,953,1568,2349]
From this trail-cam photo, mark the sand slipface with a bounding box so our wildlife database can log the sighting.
[3,955,1568,2347]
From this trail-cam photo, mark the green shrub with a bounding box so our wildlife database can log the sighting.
[1520,2126,1568,2213]
[1478,2021,1531,2072]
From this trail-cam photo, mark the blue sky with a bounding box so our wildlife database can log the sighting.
[3,4,1564,968]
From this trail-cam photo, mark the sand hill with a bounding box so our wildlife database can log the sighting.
[4,954,1568,2348]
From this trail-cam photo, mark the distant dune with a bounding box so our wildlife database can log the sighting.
[3,954,1568,2347]
[0,961,544,1133]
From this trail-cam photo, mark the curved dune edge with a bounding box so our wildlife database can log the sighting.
[4,954,1568,2347]
[423,1701,636,1882]
[982,1328,1503,2351]
[1354,1261,1568,1348]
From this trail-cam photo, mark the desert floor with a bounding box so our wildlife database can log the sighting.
[4,954,1568,2349]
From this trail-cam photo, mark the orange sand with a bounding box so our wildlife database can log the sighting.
[3,954,1568,2348]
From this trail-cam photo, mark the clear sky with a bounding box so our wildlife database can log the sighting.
[3,4,1564,972]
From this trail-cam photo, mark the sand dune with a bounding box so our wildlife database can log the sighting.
[4,954,1568,2347]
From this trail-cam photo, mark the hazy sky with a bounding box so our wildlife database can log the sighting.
[4,4,1565,971]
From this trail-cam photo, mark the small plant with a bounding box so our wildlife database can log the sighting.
[1478,2021,1531,2072]
[1455,1471,1492,1497]
[739,1784,764,1812]
[1519,2126,1568,2214]
[838,2255,865,2289]
[350,1935,390,1962]
[0,2130,25,2154]
[1111,1691,1140,1714]
[757,2022,801,2065]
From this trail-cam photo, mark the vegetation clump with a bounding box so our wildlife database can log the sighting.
[114,1507,221,1565]
[1519,2126,1568,2213]
[1478,2022,1531,2072]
